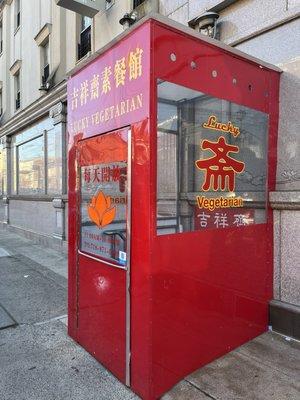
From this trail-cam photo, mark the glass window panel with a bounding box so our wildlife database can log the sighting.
[15,118,52,145]
[47,127,62,194]
[157,80,268,235]
[44,41,50,66]
[11,143,17,195]
[157,131,178,234]
[81,16,91,32]
[157,102,178,132]
[18,136,45,195]
[0,143,3,196]
[80,131,128,266]
[11,118,56,195]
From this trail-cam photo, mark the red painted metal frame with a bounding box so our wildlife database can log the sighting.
[76,129,130,382]
[145,22,280,400]
[68,18,280,400]
[68,20,152,391]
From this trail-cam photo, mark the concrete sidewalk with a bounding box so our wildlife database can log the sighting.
[0,229,299,400]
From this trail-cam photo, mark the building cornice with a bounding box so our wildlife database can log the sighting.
[34,23,52,46]
[9,59,22,76]
[0,80,67,137]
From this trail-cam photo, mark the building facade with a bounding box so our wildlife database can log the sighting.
[0,0,299,338]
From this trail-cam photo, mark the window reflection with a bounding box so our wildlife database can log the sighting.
[15,118,52,145]
[18,136,45,195]
[11,145,17,195]
[47,127,62,194]
[80,132,129,266]
[10,118,62,196]
[0,143,4,196]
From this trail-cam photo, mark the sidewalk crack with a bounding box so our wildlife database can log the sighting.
[184,379,218,400]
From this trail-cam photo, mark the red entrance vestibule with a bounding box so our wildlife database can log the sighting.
[67,15,280,400]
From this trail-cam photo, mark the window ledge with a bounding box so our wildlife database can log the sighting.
[34,23,52,46]
[14,108,22,115]
[14,25,20,36]
[76,50,92,65]
[9,59,21,76]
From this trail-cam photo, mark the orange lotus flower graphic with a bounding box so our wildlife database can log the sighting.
[87,191,116,228]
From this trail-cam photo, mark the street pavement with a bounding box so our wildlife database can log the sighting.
[0,228,299,400]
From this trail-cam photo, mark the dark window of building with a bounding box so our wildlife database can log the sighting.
[15,73,20,110]
[42,40,50,85]
[78,16,91,60]
[133,0,146,8]
[0,20,3,54]
[0,89,2,116]
[15,91,20,110]
[15,0,21,30]
[43,64,49,85]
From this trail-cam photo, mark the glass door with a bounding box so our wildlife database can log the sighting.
[76,127,131,385]
[79,130,130,268]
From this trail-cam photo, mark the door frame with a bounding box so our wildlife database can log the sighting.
[75,127,132,386]
[125,128,132,386]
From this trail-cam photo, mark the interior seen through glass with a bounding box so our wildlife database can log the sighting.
[80,131,128,266]
[157,80,268,235]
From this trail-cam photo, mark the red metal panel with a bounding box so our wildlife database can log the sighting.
[152,23,270,113]
[150,226,271,397]
[68,133,82,340]
[130,119,153,396]
[77,254,126,382]
[67,21,152,391]
[147,21,280,399]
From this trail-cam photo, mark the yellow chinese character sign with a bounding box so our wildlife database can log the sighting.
[129,47,143,80]
[114,57,126,87]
